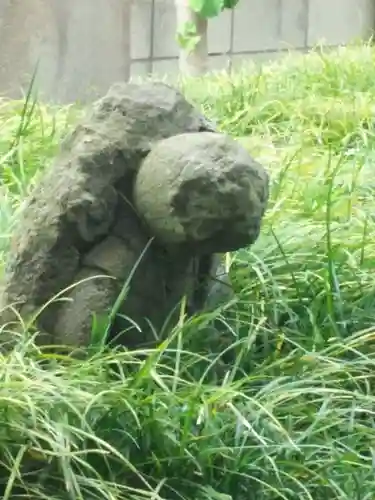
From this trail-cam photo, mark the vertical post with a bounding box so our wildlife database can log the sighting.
[121,0,132,81]
[149,0,156,74]
[228,5,235,73]
[303,0,310,50]
[175,0,208,76]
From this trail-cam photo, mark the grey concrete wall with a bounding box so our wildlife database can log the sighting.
[0,0,131,102]
[140,0,375,76]
[0,0,374,103]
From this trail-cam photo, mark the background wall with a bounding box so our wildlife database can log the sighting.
[0,0,374,103]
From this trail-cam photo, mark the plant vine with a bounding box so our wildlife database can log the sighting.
[176,0,241,53]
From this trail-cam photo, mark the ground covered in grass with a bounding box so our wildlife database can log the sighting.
[1,44,375,499]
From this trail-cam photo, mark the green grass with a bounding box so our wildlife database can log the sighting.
[1,43,375,499]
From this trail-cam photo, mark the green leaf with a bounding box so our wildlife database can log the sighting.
[176,21,201,53]
[189,0,224,18]
[89,312,110,352]
[223,0,240,9]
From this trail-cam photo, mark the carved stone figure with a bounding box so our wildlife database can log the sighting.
[0,82,269,349]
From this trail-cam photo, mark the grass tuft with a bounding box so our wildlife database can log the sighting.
[1,43,375,498]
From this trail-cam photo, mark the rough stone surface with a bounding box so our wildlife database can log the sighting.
[0,81,269,350]
[134,132,269,254]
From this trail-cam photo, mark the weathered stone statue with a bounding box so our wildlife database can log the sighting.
[0,82,269,350]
